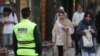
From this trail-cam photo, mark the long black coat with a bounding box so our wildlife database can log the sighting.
[96,11,100,44]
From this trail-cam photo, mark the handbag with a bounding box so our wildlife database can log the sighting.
[82,30,93,47]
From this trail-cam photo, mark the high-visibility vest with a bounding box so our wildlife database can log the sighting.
[13,19,38,56]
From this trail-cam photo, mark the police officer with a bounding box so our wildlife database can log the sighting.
[13,7,42,56]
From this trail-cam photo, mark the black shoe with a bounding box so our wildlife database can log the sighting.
[75,53,80,56]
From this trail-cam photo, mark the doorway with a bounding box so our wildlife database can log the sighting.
[62,0,73,20]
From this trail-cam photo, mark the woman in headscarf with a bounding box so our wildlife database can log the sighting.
[52,10,74,56]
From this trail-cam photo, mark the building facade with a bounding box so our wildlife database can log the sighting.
[0,0,99,41]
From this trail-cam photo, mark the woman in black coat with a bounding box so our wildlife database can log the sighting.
[76,12,97,56]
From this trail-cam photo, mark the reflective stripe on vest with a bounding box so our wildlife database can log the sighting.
[17,49,38,56]
[17,40,35,48]
[13,19,38,56]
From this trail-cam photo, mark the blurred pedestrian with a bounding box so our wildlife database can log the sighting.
[2,7,18,51]
[52,10,74,56]
[72,4,84,29]
[85,0,95,14]
[72,4,85,56]
[76,12,97,56]
[95,11,100,44]
[96,10,100,56]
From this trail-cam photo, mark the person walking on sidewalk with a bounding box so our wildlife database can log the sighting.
[2,7,18,51]
[72,4,85,56]
[52,10,74,56]
[76,12,97,56]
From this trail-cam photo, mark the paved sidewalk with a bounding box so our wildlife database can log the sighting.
[42,46,75,56]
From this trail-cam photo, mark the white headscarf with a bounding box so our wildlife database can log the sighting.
[59,6,64,11]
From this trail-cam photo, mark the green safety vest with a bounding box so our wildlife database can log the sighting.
[13,19,38,56]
